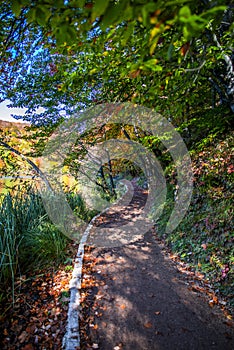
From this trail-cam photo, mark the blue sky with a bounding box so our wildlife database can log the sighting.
[0,100,26,123]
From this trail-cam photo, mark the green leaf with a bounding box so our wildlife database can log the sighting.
[179,5,191,19]
[11,0,22,17]
[92,0,110,21]
[101,1,127,29]
[50,14,61,28]
[121,22,135,46]
[152,65,163,72]
[106,28,116,39]
[122,5,133,22]
[89,68,98,75]
[141,2,158,26]
[26,8,37,23]
[165,0,192,6]
[167,43,174,60]
[141,60,163,72]
[201,6,227,17]
[69,0,85,7]
[36,8,47,26]
[143,58,158,67]
[35,6,51,26]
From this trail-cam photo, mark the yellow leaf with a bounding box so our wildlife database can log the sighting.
[150,27,160,40]
[90,68,98,74]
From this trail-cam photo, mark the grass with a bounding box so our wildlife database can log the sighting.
[0,185,91,305]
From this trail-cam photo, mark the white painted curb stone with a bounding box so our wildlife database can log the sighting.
[62,210,107,350]
[63,183,130,349]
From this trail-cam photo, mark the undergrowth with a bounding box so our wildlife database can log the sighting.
[157,122,233,308]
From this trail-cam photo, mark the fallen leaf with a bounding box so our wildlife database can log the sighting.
[26,324,36,333]
[154,311,161,315]
[208,300,214,307]
[18,331,28,343]
[22,345,34,350]
[144,322,152,328]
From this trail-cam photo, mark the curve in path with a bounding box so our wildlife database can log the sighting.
[63,181,148,349]
[64,183,234,350]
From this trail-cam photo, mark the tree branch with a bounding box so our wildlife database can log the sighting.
[0,140,53,191]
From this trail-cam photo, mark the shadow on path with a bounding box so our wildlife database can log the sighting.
[80,186,234,349]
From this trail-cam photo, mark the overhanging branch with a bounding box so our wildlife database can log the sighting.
[0,139,53,191]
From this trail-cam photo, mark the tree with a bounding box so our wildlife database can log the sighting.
[0,120,53,190]
[0,1,231,204]
[0,0,232,128]
[0,1,45,102]
[0,1,232,200]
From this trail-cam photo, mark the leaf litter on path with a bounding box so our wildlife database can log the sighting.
[0,242,79,350]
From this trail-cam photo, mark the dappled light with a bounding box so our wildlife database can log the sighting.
[0,0,233,349]
[79,230,233,349]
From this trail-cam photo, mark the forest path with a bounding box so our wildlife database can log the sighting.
[79,183,234,350]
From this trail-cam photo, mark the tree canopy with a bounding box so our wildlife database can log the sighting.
[0,0,233,126]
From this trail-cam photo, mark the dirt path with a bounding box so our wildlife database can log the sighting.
[79,185,234,350]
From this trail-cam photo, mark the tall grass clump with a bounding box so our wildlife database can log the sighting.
[0,186,90,303]
[0,190,45,290]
